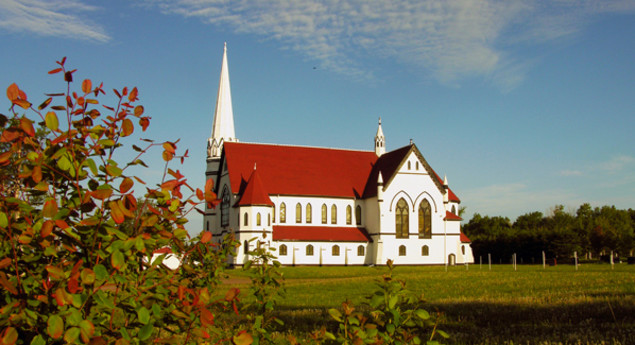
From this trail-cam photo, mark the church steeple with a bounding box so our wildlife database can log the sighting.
[208,42,237,158]
[374,117,385,157]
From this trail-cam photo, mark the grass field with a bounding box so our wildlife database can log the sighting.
[226,263,635,344]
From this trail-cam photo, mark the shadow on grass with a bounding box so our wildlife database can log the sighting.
[274,298,635,345]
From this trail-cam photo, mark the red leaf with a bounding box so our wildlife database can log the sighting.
[48,68,63,75]
[19,118,35,137]
[109,201,125,224]
[1,327,18,345]
[82,79,92,94]
[32,165,42,183]
[200,308,214,326]
[41,220,54,238]
[54,220,70,230]
[121,118,134,137]
[6,83,19,101]
[0,272,17,296]
[196,188,204,201]
[0,129,20,143]
[0,258,10,270]
[134,105,144,116]
[119,177,133,194]
[128,87,138,102]
[43,199,58,218]
[139,117,150,131]
[91,188,113,201]
[201,231,212,244]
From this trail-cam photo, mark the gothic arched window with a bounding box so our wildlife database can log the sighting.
[399,245,407,256]
[332,245,340,256]
[357,245,365,256]
[346,205,352,225]
[280,202,286,223]
[355,205,362,225]
[306,245,314,256]
[296,203,302,223]
[395,198,409,238]
[421,245,429,256]
[220,186,230,227]
[256,213,261,226]
[243,212,248,226]
[306,204,312,223]
[321,204,327,224]
[279,244,288,256]
[418,200,432,239]
[331,205,337,224]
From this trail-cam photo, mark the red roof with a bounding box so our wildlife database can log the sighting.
[460,232,471,243]
[444,211,462,221]
[273,225,371,242]
[235,167,273,206]
[221,142,461,202]
[223,142,377,198]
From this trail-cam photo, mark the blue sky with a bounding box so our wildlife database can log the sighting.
[1,0,634,234]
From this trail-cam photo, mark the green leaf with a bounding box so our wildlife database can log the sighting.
[93,264,108,280]
[328,308,342,322]
[137,307,150,325]
[57,154,72,172]
[45,111,59,131]
[138,323,153,341]
[370,294,383,308]
[388,295,398,309]
[0,212,7,228]
[47,315,64,339]
[30,335,45,345]
[437,330,450,339]
[232,331,253,345]
[414,309,430,320]
[105,164,122,177]
[79,320,94,342]
[84,159,98,175]
[63,327,80,343]
[111,250,124,270]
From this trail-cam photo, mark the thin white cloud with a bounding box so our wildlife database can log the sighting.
[599,154,635,173]
[0,0,110,42]
[146,0,635,89]
[559,170,583,177]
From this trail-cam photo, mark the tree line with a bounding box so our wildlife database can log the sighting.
[463,204,635,264]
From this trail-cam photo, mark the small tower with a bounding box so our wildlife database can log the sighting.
[374,117,385,157]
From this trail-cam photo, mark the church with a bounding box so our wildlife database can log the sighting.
[204,44,474,266]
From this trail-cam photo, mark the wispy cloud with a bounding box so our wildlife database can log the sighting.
[147,0,635,89]
[0,0,110,42]
[559,169,583,177]
[599,154,635,173]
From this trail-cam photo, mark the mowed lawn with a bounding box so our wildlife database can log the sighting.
[227,263,635,344]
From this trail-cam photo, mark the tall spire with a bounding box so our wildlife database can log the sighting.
[208,42,237,158]
[374,117,385,157]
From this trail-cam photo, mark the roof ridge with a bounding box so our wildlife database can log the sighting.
[228,141,375,153]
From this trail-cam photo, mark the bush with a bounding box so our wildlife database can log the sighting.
[0,58,239,344]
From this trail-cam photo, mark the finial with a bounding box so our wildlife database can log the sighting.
[224,41,227,50]
[409,139,413,145]
[377,172,384,184]
[378,117,382,125]
[443,174,448,187]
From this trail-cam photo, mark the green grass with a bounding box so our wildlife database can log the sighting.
[227,264,635,344]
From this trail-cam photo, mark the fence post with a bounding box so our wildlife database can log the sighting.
[488,253,491,271]
[542,251,546,269]
[610,250,614,270]
[574,251,578,271]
